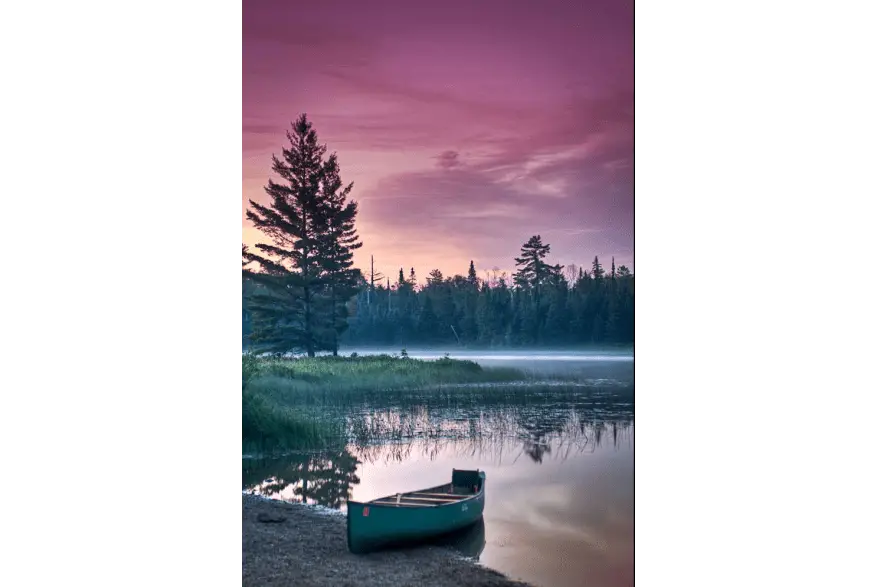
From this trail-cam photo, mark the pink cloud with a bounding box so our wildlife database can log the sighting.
[243,0,634,277]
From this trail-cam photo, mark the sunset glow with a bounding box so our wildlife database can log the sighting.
[243,0,633,282]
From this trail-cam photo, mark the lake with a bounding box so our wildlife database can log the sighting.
[243,350,634,587]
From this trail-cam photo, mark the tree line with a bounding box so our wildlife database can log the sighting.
[337,247,633,348]
[243,114,634,354]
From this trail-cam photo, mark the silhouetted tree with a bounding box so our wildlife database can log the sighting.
[316,150,362,355]
[243,114,362,355]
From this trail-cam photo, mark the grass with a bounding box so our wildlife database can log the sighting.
[242,390,344,453]
[262,353,523,385]
[245,353,525,403]
[241,353,527,452]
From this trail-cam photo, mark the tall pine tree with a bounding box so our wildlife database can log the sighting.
[315,151,362,355]
[513,235,562,290]
[512,236,563,343]
[243,114,361,356]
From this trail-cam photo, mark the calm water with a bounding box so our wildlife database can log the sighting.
[243,352,634,587]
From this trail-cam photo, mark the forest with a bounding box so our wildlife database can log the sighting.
[244,250,633,348]
[242,114,634,354]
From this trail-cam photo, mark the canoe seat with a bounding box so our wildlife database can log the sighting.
[399,495,461,502]
[409,492,469,499]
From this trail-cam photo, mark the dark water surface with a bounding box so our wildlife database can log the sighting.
[243,352,634,587]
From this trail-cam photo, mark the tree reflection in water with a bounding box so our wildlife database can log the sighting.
[243,449,361,508]
[243,403,633,508]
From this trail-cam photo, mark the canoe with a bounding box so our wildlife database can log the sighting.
[346,468,486,554]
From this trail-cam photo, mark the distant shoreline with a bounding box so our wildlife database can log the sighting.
[242,345,635,356]
[242,494,533,587]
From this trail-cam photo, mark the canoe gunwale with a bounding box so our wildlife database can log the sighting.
[357,495,480,509]
[357,483,483,509]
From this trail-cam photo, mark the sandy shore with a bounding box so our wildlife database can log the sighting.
[242,494,532,587]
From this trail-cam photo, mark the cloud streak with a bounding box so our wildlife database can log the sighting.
[243,0,634,278]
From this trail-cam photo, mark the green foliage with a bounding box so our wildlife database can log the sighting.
[342,238,633,347]
[242,114,362,357]
[513,235,563,290]
[243,159,633,351]
[242,389,342,452]
[242,354,523,409]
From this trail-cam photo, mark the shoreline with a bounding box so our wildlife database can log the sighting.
[242,494,533,587]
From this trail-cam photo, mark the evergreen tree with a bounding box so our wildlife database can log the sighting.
[604,293,619,343]
[592,256,605,280]
[544,277,569,343]
[243,114,361,356]
[513,235,563,290]
[513,235,562,341]
[426,269,444,285]
[242,245,253,347]
[467,260,477,285]
[315,152,362,355]
[323,243,633,348]
[417,295,440,342]
[242,244,250,268]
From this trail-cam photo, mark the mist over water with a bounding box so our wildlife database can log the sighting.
[342,347,634,384]
[243,350,633,587]
[338,347,633,361]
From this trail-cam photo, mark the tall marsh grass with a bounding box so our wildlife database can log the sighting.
[241,353,527,451]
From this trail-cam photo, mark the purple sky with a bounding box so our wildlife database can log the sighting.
[243,0,633,282]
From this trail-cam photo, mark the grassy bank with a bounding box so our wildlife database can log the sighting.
[242,353,528,451]
[248,353,524,389]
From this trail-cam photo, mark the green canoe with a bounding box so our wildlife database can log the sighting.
[347,469,486,554]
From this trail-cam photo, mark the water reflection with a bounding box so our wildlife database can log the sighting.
[434,517,486,560]
[243,395,633,587]
[243,450,360,508]
[243,416,632,504]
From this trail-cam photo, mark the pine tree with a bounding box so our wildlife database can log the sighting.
[604,293,619,343]
[592,256,605,280]
[243,114,361,356]
[513,235,562,340]
[544,278,569,344]
[315,151,362,355]
[242,244,250,268]
[426,269,444,285]
[467,260,477,285]
[397,268,406,288]
[417,295,440,342]
[242,245,253,347]
[513,235,563,290]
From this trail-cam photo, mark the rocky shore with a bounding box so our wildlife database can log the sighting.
[242,494,532,587]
